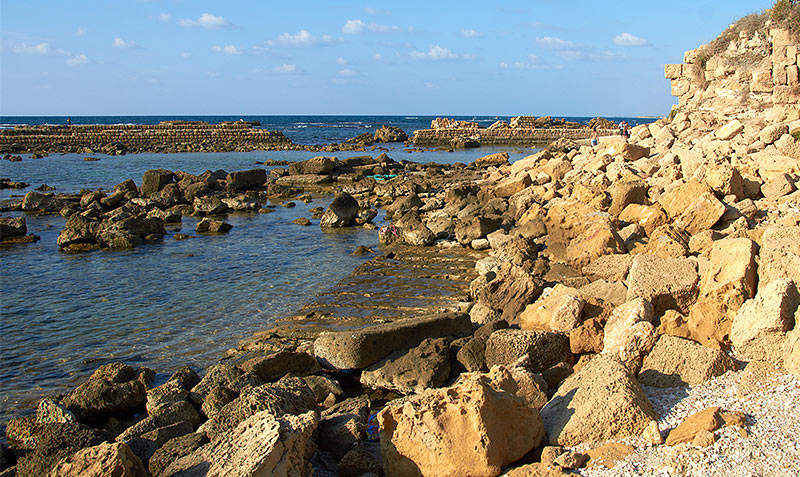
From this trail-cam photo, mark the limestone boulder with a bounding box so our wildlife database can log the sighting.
[22,190,61,212]
[188,363,261,408]
[714,119,744,140]
[785,328,800,379]
[638,335,738,387]
[374,125,408,143]
[626,254,699,316]
[569,317,605,354]
[0,216,27,240]
[731,279,799,365]
[49,442,146,477]
[658,180,712,219]
[675,191,726,235]
[147,432,208,477]
[665,407,725,446]
[456,320,509,372]
[455,215,501,245]
[474,263,543,322]
[140,169,175,197]
[704,163,744,201]
[583,254,633,282]
[473,151,510,168]
[759,225,800,286]
[62,362,151,425]
[564,218,626,270]
[619,143,651,161]
[619,203,668,236]
[225,169,266,191]
[761,173,797,199]
[394,209,436,246]
[378,369,545,477]
[519,285,585,333]
[289,156,334,175]
[115,401,200,443]
[541,354,656,447]
[485,329,571,372]
[320,193,359,228]
[195,218,231,234]
[602,298,657,373]
[239,351,320,383]
[360,337,450,394]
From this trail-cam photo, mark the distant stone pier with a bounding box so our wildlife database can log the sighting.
[412,116,619,147]
[0,120,293,154]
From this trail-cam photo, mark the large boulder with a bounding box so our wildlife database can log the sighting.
[147,432,208,477]
[519,285,585,333]
[313,312,472,370]
[730,279,799,365]
[378,368,545,477]
[0,216,28,241]
[638,335,738,387]
[541,354,656,446]
[360,338,450,394]
[239,351,320,383]
[225,169,266,191]
[140,169,175,197]
[455,216,501,244]
[320,193,359,228]
[456,320,509,372]
[626,254,698,316]
[289,156,335,175]
[474,263,543,322]
[374,125,408,143]
[564,218,626,270]
[394,209,436,246]
[62,362,151,424]
[759,225,800,286]
[484,329,571,373]
[602,298,657,373]
[49,442,146,477]
[22,191,60,212]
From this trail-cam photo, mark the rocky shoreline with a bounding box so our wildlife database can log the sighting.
[2,8,800,477]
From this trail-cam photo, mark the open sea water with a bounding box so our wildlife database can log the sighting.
[0,115,655,425]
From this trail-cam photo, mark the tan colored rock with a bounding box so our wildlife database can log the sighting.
[485,329,572,372]
[504,463,572,476]
[738,360,786,397]
[565,218,626,269]
[541,354,656,447]
[602,299,657,372]
[619,203,668,236]
[704,163,744,201]
[657,310,692,340]
[520,285,585,333]
[49,442,146,477]
[378,368,544,477]
[762,172,797,199]
[584,443,635,469]
[731,279,799,365]
[751,152,800,181]
[664,64,683,79]
[620,143,651,161]
[583,254,633,282]
[638,335,737,387]
[569,317,605,354]
[715,119,744,140]
[785,328,800,379]
[579,280,628,306]
[675,191,726,235]
[645,224,691,258]
[658,180,712,219]
[687,238,757,347]
[692,429,716,447]
[494,173,532,198]
[626,254,699,316]
[608,180,647,216]
[665,407,723,446]
[760,124,789,145]
[474,152,510,167]
[759,225,800,286]
[643,420,664,445]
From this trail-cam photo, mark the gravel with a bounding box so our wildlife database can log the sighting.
[580,366,800,476]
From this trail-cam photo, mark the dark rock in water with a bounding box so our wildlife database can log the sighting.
[140,169,175,197]
[202,376,316,443]
[61,362,152,425]
[83,156,101,161]
[148,432,208,477]
[292,217,311,226]
[352,245,373,256]
[360,337,451,395]
[313,312,473,370]
[281,201,297,208]
[239,350,321,383]
[226,169,267,191]
[195,218,232,234]
[374,125,408,143]
[173,233,193,240]
[36,184,56,191]
[14,422,113,477]
[339,442,384,477]
[320,193,359,228]
[0,216,27,240]
[289,156,335,175]
[192,196,228,216]
[347,132,374,145]
[451,136,480,148]
[484,329,572,373]
[0,177,29,189]
[3,154,22,162]
[21,191,60,212]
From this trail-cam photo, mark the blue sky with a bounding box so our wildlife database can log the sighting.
[0,0,775,117]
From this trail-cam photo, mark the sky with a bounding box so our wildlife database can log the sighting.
[0,0,776,117]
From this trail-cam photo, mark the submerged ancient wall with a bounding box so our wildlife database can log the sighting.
[413,124,618,147]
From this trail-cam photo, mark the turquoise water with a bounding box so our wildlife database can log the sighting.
[0,146,535,424]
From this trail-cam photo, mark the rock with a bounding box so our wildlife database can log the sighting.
[192,196,228,216]
[643,420,664,445]
[620,143,650,161]
[317,412,364,459]
[394,209,435,246]
[62,362,150,425]
[36,397,76,424]
[762,173,797,199]
[202,376,316,443]
[584,443,634,469]
[189,363,260,407]
[619,204,668,236]
[665,407,724,446]
[320,193,359,228]
[456,320,509,372]
[541,354,656,447]
[21,191,59,212]
[626,254,699,316]
[786,328,800,379]
[658,180,712,219]
[378,368,544,477]
[374,125,408,142]
[645,224,691,258]
[195,218,232,234]
[289,156,335,175]
[704,163,745,200]
[638,335,738,387]
[14,422,113,477]
[115,401,200,443]
[580,280,628,306]
[240,351,321,383]
[313,312,472,370]
[474,263,543,322]
[225,169,266,190]
[493,173,532,198]
[164,410,318,477]
[759,225,800,286]
[48,442,145,477]
[0,216,27,240]
[519,285,585,333]
[675,191,727,235]
[564,218,626,270]
[715,119,744,140]
[202,387,238,420]
[602,298,657,373]
[731,279,799,365]
[360,338,450,394]
[148,434,208,476]
[687,238,758,348]
[760,124,788,144]
[484,329,571,372]
[569,317,605,354]
[455,215,500,244]
[302,375,343,403]
[140,169,175,197]
[583,254,633,282]
[124,421,193,467]
[473,152,510,168]
[338,442,384,477]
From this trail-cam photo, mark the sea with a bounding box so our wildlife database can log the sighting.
[0,115,656,425]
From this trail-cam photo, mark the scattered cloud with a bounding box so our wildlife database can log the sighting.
[212,44,242,55]
[410,45,470,61]
[75,27,87,36]
[342,19,400,34]
[338,68,358,77]
[461,29,483,38]
[373,53,383,61]
[536,36,625,62]
[66,54,89,66]
[274,63,297,73]
[13,42,50,55]
[336,57,347,65]
[274,30,339,47]
[159,13,171,22]
[181,52,192,58]
[614,32,650,47]
[178,13,232,30]
[113,37,137,49]
[535,36,578,50]
[500,54,561,70]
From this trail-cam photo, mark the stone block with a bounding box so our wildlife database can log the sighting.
[731,279,799,365]
[639,335,737,387]
[714,119,744,140]
[664,64,683,79]
[626,254,699,316]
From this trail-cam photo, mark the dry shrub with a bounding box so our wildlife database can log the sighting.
[772,0,800,39]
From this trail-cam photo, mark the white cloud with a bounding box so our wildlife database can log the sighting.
[276,30,338,46]
[212,44,242,55]
[500,54,560,70]
[462,29,482,38]
[159,13,171,22]
[410,45,467,61]
[66,54,89,66]
[536,36,625,62]
[614,32,650,47]
[373,53,383,61]
[342,19,399,34]
[181,52,192,58]
[338,68,358,77]
[113,37,136,49]
[535,36,578,50]
[178,13,232,30]
[75,27,87,36]
[336,57,347,65]
[274,63,297,73]
[13,42,50,55]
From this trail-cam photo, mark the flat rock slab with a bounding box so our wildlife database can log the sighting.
[313,312,473,370]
